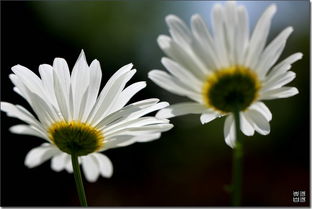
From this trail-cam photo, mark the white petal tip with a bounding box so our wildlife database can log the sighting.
[297,53,304,59]
[157,35,171,48]
[268,4,277,14]
[191,14,201,21]
[155,107,173,119]
[165,14,178,23]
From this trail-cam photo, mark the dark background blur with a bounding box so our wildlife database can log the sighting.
[1,0,310,207]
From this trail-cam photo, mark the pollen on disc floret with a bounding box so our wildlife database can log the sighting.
[48,121,104,156]
[202,66,262,114]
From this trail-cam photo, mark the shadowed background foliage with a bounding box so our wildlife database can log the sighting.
[1,0,310,206]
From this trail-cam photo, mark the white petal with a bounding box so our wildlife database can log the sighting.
[9,124,48,140]
[95,99,160,129]
[245,110,270,135]
[223,1,238,65]
[235,6,249,65]
[53,66,70,120]
[256,27,293,77]
[110,81,146,113]
[82,155,100,182]
[105,124,173,139]
[240,112,254,136]
[156,102,206,119]
[71,50,90,120]
[123,101,169,121]
[200,111,219,124]
[25,143,59,168]
[51,153,68,172]
[191,14,220,69]
[26,90,60,128]
[211,4,229,67]
[131,133,161,143]
[11,65,47,101]
[101,133,161,152]
[82,59,102,121]
[52,58,71,95]
[224,115,236,148]
[1,102,45,133]
[161,57,202,91]
[65,158,73,173]
[39,64,58,107]
[9,74,31,102]
[244,4,276,68]
[249,102,272,121]
[104,117,169,136]
[88,67,135,125]
[262,71,296,92]
[166,14,192,47]
[266,52,303,80]
[92,153,113,178]
[260,87,299,100]
[157,35,207,79]
[148,70,202,103]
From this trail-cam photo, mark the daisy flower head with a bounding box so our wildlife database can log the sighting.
[1,50,173,182]
[149,1,302,148]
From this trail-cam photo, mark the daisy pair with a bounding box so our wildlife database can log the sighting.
[149,1,302,148]
[1,51,173,182]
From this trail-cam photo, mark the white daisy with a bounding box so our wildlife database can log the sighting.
[1,50,173,182]
[148,2,302,148]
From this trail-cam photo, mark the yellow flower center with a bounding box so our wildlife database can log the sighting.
[202,66,261,114]
[48,121,104,156]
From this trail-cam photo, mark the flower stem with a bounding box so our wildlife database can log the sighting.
[231,110,243,206]
[71,154,88,206]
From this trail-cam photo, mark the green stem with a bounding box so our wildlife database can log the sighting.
[231,110,243,206]
[71,154,88,206]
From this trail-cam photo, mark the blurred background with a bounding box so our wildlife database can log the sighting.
[1,0,310,206]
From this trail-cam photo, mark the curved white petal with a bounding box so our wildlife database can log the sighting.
[156,102,206,119]
[104,117,169,135]
[235,6,249,65]
[71,50,90,120]
[25,143,60,168]
[148,70,202,103]
[266,52,303,80]
[92,153,113,178]
[157,35,207,79]
[191,14,220,69]
[244,4,276,68]
[110,81,146,113]
[52,58,71,95]
[166,14,192,47]
[161,57,202,90]
[200,111,219,124]
[81,155,100,182]
[95,99,160,129]
[240,112,255,136]
[88,67,135,125]
[51,153,69,172]
[9,124,48,140]
[245,110,270,135]
[256,27,293,77]
[11,65,47,102]
[82,59,102,121]
[224,114,236,148]
[262,71,296,91]
[212,4,229,67]
[39,64,58,107]
[260,87,299,100]
[1,102,45,133]
[249,102,272,121]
